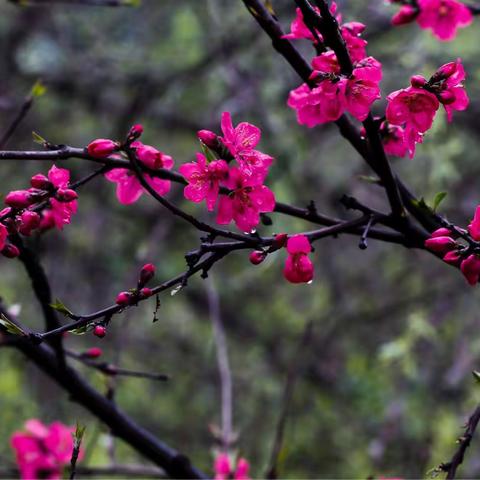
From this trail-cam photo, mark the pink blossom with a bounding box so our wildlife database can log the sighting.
[380,122,408,157]
[417,0,472,41]
[87,138,118,158]
[179,153,229,211]
[386,87,439,157]
[47,166,78,230]
[283,234,314,284]
[424,235,456,253]
[288,53,381,126]
[216,167,275,233]
[220,112,272,181]
[214,453,251,480]
[131,141,174,170]
[468,205,480,241]
[391,5,418,26]
[11,420,82,480]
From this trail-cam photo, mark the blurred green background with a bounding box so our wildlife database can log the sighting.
[1,0,480,478]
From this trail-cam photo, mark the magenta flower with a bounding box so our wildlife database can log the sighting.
[386,87,439,157]
[105,148,173,205]
[380,122,409,157]
[216,167,275,233]
[87,138,118,158]
[468,206,480,241]
[283,234,314,284]
[47,166,78,230]
[11,419,82,480]
[461,254,480,285]
[214,453,251,480]
[179,153,228,211]
[220,112,272,181]
[288,52,381,126]
[417,0,472,41]
[391,5,418,26]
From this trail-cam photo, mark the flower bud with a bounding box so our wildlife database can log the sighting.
[438,90,456,105]
[1,244,19,258]
[435,62,457,80]
[5,190,33,209]
[55,188,78,202]
[139,263,155,286]
[116,291,133,306]
[18,211,41,236]
[424,235,456,253]
[93,325,106,338]
[84,347,103,359]
[249,251,266,265]
[87,139,118,158]
[391,5,417,26]
[197,130,218,149]
[30,174,52,190]
[410,75,427,88]
[273,233,288,249]
[128,124,144,141]
[461,254,480,286]
[443,250,462,267]
[139,287,153,298]
[431,227,452,238]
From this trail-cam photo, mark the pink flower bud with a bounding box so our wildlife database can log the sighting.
[249,251,266,265]
[139,263,155,286]
[197,130,218,149]
[435,62,457,80]
[273,233,288,249]
[55,188,78,202]
[87,139,118,158]
[128,124,144,140]
[18,211,40,236]
[93,325,106,338]
[424,236,456,253]
[461,254,480,286]
[391,5,417,26]
[410,75,427,88]
[438,90,456,105]
[431,227,452,238]
[139,287,153,298]
[1,244,19,258]
[116,291,133,306]
[30,174,52,190]
[443,250,462,266]
[5,190,33,209]
[85,347,103,359]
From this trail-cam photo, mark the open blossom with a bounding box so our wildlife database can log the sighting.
[179,153,228,211]
[288,52,381,126]
[105,147,173,205]
[46,166,78,230]
[379,122,409,157]
[220,112,272,181]
[11,419,82,480]
[216,167,275,233]
[417,0,472,41]
[283,234,314,284]
[214,453,250,480]
[283,5,367,63]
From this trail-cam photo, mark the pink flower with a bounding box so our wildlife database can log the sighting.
[468,205,480,241]
[220,112,272,181]
[283,234,314,284]
[380,122,409,157]
[87,138,118,158]
[179,153,229,211]
[11,419,83,480]
[131,141,174,170]
[386,87,439,157]
[417,0,472,41]
[391,5,418,26]
[433,60,469,121]
[216,167,275,233]
[288,53,381,126]
[47,166,78,230]
[214,453,251,480]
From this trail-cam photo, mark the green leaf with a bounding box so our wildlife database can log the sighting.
[32,131,46,146]
[0,314,27,336]
[200,143,218,163]
[30,80,46,98]
[432,191,447,212]
[49,299,73,317]
[69,322,96,335]
[73,422,86,449]
[472,370,480,383]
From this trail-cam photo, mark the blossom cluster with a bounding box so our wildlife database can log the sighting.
[425,206,480,285]
[385,60,468,158]
[214,453,250,480]
[11,419,81,479]
[390,0,473,41]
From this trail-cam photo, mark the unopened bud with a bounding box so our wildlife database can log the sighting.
[5,190,33,209]
[128,124,144,141]
[424,235,456,253]
[93,325,106,338]
[410,75,427,88]
[55,188,78,202]
[391,5,417,26]
[84,347,103,359]
[139,287,153,298]
[1,244,19,258]
[249,251,266,265]
[139,263,155,286]
[87,138,118,158]
[30,174,52,190]
[438,90,456,105]
[18,211,41,236]
[116,291,133,306]
[197,130,218,149]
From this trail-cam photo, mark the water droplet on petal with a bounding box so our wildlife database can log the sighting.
[307,280,313,285]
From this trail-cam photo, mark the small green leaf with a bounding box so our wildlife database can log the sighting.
[32,131,46,145]
[30,80,46,98]
[73,422,86,449]
[0,314,26,336]
[357,175,381,184]
[200,143,218,163]
[432,191,447,212]
[49,299,73,317]
[472,370,480,383]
